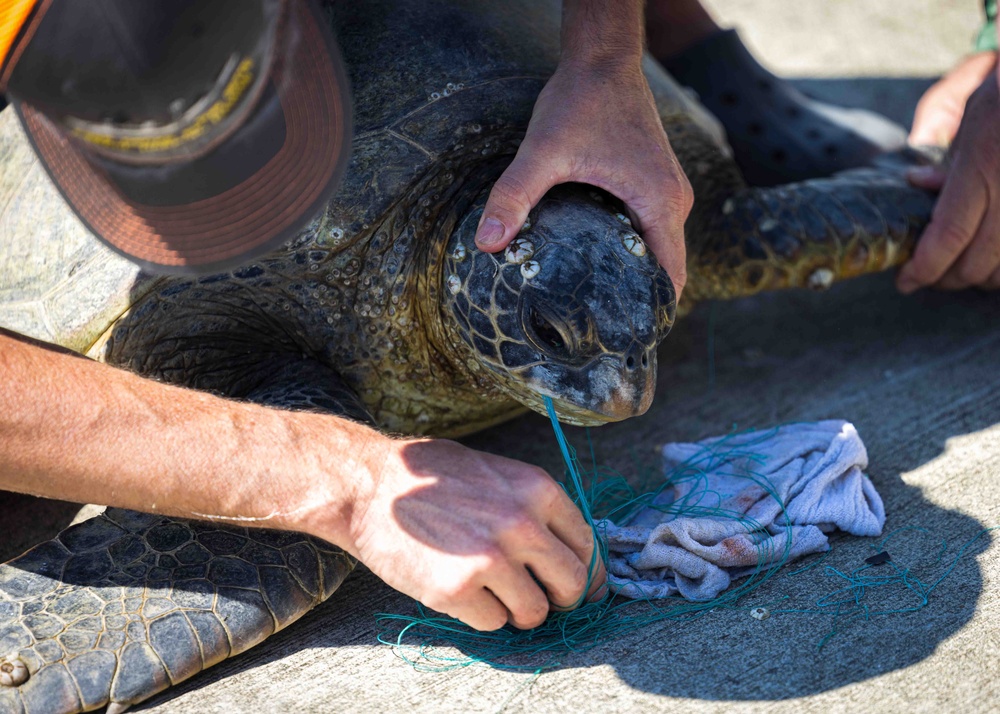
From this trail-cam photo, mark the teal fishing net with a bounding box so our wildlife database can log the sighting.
[376,397,996,671]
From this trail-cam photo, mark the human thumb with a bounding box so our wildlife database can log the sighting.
[475,153,555,253]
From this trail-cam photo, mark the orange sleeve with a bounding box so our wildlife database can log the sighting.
[0,0,36,70]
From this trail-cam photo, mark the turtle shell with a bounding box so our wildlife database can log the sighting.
[0,110,159,354]
[318,0,724,250]
[0,0,722,360]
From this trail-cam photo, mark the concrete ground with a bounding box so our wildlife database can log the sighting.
[3,1,998,712]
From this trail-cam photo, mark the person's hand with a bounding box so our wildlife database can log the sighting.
[473,57,693,300]
[899,65,1000,293]
[341,436,606,631]
[909,51,997,148]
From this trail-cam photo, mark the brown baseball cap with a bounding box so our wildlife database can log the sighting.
[1,0,352,274]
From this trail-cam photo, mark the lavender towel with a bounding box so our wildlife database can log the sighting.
[601,421,885,601]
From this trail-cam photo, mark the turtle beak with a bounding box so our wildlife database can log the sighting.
[525,346,657,425]
[590,347,657,420]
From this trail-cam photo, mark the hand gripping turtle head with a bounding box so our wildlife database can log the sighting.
[443,185,676,425]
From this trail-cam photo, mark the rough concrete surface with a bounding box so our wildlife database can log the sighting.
[2,1,998,712]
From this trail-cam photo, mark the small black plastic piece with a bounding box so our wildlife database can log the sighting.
[865,551,892,566]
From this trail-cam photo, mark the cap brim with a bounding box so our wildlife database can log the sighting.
[14,0,351,275]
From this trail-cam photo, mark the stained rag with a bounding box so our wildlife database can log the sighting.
[602,420,885,601]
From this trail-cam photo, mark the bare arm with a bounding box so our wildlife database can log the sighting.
[474,0,692,298]
[0,327,361,527]
[0,328,603,630]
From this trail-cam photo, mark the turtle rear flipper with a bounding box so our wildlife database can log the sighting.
[0,361,366,714]
[684,159,938,304]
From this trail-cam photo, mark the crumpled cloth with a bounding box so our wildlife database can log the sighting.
[601,420,885,601]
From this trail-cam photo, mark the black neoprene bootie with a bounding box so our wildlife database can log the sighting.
[658,29,909,186]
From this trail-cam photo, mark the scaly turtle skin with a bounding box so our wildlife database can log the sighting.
[0,1,936,711]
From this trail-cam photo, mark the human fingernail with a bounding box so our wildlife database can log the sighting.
[476,217,506,249]
[906,165,944,188]
[908,165,935,179]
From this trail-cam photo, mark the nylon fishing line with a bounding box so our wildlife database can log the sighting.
[766,524,999,648]
[376,399,798,671]
[376,398,995,670]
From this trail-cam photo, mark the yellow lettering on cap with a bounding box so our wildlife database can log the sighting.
[70,57,257,155]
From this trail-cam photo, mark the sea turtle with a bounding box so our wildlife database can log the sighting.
[0,0,936,711]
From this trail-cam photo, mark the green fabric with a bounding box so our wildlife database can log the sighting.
[975,0,998,52]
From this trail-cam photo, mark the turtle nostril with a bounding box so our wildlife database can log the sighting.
[624,345,649,372]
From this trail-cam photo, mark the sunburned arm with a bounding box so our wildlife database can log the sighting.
[0,328,604,629]
[474,0,692,299]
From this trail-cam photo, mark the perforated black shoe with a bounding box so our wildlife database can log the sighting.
[658,29,909,186]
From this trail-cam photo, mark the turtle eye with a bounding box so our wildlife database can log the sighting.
[526,305,567,355]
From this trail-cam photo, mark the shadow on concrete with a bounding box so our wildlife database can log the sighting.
[6,70,998,707]
[125,269,999,708]
[456,274,1000,700]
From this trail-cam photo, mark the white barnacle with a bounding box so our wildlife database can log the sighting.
[621,232,647,257]
[430,91,441,100]
[758,217,778,232]
[451,244,467,261]
[520,260,541,280]
[616,213,632,227]
[519,217,533,232]
[505,237,535,264]
[0,655,28,687]
[807,267,835,291]
[446,274,462,295]
[750,607,770,621]
[722,198,735,215]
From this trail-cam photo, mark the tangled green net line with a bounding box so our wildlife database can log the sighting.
[376,398,996,672]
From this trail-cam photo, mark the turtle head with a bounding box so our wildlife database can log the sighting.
[441,184,676,426]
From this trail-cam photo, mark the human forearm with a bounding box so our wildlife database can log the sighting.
[560,0,644,69]
[0,328,369,543]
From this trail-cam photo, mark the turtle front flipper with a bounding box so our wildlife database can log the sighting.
[0,362,368,714]
[0,510,352,714]
[683,158,938,304]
